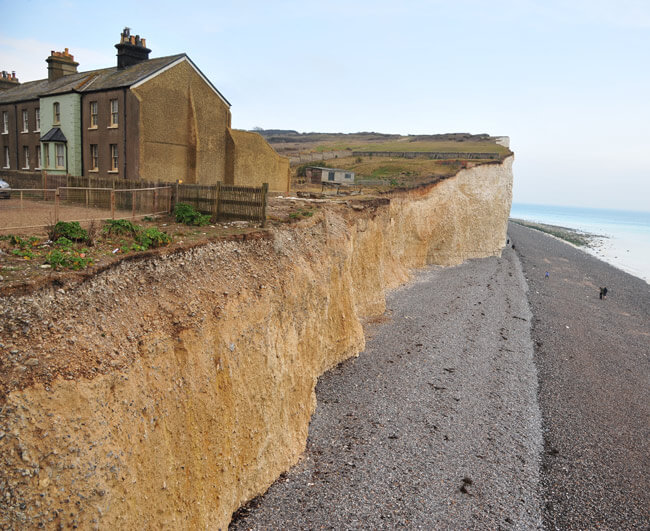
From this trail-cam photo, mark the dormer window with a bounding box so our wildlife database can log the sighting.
[53,102,60,124]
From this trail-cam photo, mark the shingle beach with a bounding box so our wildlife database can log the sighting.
[231,223,650,529]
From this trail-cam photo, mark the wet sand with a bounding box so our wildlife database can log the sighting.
[509,222,650,529]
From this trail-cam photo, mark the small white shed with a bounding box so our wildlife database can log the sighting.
[306,166,355,185]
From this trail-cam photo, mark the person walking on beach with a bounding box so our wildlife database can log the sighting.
[600,287,604,299]
[603,287,608,299]
[545,271,550,279]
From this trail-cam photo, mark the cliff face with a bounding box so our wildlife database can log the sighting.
[0,157,513,529]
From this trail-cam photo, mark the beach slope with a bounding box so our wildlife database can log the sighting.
[509,222,650,528]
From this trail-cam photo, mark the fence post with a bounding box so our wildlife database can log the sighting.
[20,191,24,211]
[132,191,136,220]
[43,172,47,201]
[153,188,158,215]
[261,183,268,228]
[54,189,60,223]
[215,181,221,221]
[111,190,115,220]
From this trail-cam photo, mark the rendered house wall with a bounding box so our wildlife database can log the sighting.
[131,59,231,185]
[39,93,81,176]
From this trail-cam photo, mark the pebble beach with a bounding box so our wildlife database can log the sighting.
[230,223,650,529]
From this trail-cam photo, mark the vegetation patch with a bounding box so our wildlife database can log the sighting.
[510,219,598,247]
[174,203,212,226]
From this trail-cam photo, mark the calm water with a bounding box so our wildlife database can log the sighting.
[510,203,650,283]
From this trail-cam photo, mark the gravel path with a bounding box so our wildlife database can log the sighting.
[231,250,543,529]
[509,222,650,529]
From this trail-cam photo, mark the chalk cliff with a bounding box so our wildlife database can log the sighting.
[0,156,513,529]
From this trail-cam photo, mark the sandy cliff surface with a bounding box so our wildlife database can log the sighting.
[0,157,512,529]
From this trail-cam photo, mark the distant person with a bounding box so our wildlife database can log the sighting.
[603,287,608,299]
[507,239,510,245]
[599,287,604,300]
[545,271,550,279]
[512,244,515,250]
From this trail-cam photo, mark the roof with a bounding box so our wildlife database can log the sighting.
[0,54,230,106]
[40,127,67,142]
[308,166,354,173]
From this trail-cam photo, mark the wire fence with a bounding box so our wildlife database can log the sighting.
[0,187,172,233]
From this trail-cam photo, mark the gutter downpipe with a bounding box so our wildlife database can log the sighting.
[123,87,127,179]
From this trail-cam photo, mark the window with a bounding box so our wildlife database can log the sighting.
[89,101,98,128]
[55,143,64,168]
[22,146,29,169]
[345,173,352,179]
[328,171,335,181]
[43,145,50,168]
[110,99,118,127]
[3,146,9,168]
[53,102,60,124]
[1,111,7,134]
[110,144,118,171]
[35,108,40,131]
[36,146,41,169]
[90,144,98,170]
[22,110,28,132]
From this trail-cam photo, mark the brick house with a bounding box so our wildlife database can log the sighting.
[0,29,289,191]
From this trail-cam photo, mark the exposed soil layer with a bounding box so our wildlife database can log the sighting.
[509,222,650,529]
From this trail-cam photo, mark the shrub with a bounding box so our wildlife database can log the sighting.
[135,227,172,249]
[49,221,88,242]
[103,219,139,236]
[174,203,211,226]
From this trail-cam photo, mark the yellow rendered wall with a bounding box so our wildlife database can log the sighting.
[227,129,290,192]
[131,60,231,184]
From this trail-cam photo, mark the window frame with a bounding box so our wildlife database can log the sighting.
[43,144,50,169]
[21,110,29,133]
[3,146,9,168]
[53,102,61,125]
[55,143,65,169]
[109,99,119,127]
[1,111,8,134]
[36,145,41,169]
[22,146,30,169]
[35,108,40,132]
[90,144,98,171]
[89,101,98,128]
[110,143,118,171]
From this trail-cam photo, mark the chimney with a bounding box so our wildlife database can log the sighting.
[115,27,151,69]
[46,48,79,82]
[0,70,20,90]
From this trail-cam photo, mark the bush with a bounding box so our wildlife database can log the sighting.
[49,221,88,242]
[103,219,139,236]
[135,227,172,249]
[174,203,211,226]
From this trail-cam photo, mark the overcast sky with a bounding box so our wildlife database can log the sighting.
[2,0,649,211]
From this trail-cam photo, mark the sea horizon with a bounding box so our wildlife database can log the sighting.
[510,202,650,284]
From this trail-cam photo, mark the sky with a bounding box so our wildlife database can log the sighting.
[2,0,649,211]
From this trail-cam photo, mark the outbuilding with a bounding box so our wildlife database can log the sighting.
[305,166,354,185]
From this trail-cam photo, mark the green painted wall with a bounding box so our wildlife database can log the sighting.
[39,93,82,176]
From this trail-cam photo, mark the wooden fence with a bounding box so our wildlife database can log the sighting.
[1,173,269,225]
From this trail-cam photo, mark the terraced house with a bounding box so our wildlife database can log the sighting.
[0,29,290,192]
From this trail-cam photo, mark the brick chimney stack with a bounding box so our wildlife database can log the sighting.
[46,48,79,82]
[0,70,20,90]
[115,27,151,69]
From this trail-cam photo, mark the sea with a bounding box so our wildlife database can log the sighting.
[510,203,650,284]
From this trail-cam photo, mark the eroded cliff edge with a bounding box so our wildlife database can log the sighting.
[0,156,513,529]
